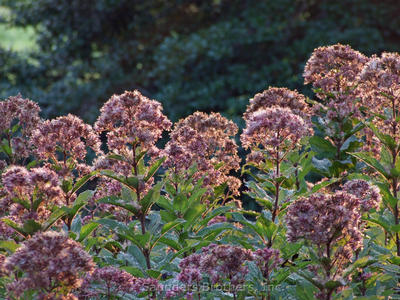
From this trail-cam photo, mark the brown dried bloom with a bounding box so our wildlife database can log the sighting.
[241,107,312,164]
[31,114,100,178]
[243,87,312,121]
[0,94,41,163]
[95,90,171,155]
[164,112,241,195]
[4,231,94,298]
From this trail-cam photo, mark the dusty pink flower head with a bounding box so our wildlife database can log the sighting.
[1,166,64,224]
[304,44,369,126]
[78,266,140,298]
[31,114,100,177]
[244,87,312,121]
[0,94,41,162]
[178,244,254,289]
[358,52,400,146]
[286,190,364,274]
[253,247,281,279]
[342,179,381,211]
[199,244,254,287]
[4,231,94,298]
[164,112,241,195]
[241,107,312,164]
[95,90,171,155]
[304,44,368,96]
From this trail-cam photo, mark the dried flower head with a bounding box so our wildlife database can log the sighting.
[4,231,94,298]
[164,112,240,195]
[241,107,312,163]
[31,114,100,178]
[95,90,171,155]
[244,87,312,121]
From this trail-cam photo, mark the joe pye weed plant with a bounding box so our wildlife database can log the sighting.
[1,44,400,299]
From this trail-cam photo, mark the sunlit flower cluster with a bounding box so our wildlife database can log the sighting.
[31,114,100,177]
[0,94,41,162]
[0,166,64,226]
[243,87,312,121]
[95,90,171,156]
[164,112,241,195]
[77,266,160,298]
[359,52,400,142]
[241,107,312,164]
[3,231,94,299]
[179,244,254,289]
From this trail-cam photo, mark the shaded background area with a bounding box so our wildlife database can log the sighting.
[1,0,399,123]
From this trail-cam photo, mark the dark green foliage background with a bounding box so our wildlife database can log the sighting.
[1,0,399,122]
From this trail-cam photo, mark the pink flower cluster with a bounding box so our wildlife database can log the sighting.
[0,166,64,229]
[164,112,241,195]
[304,44,368,97]
[177,243,281,297]
[78,266,161,298]
[179,244,254,287]
[31,114,100,177]
[253,247,281,279]
[342,179,381,211]
[244,87,312,121]
[358,52,400,143]
[241,107,312,163]
[3,231,95,299]
[286,180,381,270]
[94,90,171,155]
[304,44,369,123]
[0,94,41,162]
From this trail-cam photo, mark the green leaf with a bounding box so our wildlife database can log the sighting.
[71,215,82,234]
[375,182,397,210]
[121,266,145,277]
[161,219,185,234]
[0,240,20,253]
[43,208,66,231]
[369,123,397,152]
[67,190,94,218]
[108,154,128,163]
[141,182,162,213]
[71,171,98,194]
[309,136,336,158]
[97,195,139,215]
[78,222,99,242]
[349,152,390,179]
[145,156,166,182]
[127,245,147,270]
[158,236,181,251]
[126,176,139,189]
[22,219,42,235]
